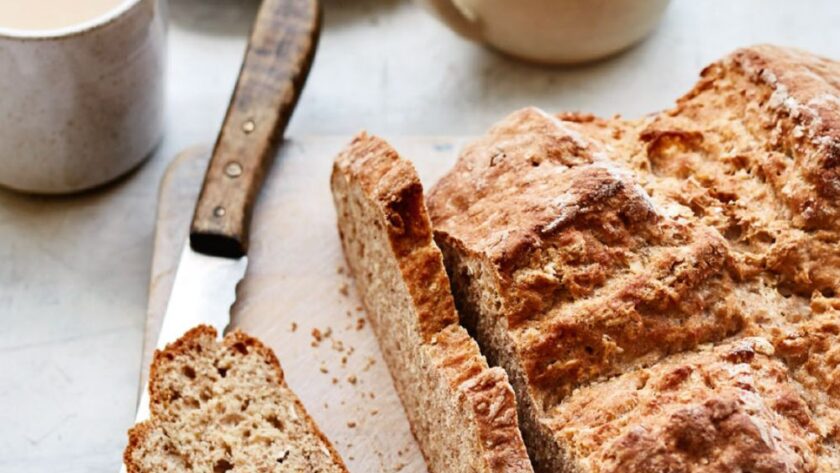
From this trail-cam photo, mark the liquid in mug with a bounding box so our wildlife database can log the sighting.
[0,0,126,31]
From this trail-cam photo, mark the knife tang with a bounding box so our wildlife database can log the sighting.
[190,0,322,258]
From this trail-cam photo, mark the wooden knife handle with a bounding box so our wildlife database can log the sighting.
[190,0,321,258]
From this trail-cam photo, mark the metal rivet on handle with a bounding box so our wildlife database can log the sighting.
[242,119,256,134]
[225,162,243,178]
[213,206,226,217]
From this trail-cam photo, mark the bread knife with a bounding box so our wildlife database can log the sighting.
[123,0,321,462]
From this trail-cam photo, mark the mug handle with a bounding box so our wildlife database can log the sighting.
[419,0,481,40]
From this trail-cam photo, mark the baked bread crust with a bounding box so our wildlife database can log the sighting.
[428,45,840,472]
[551,337,823,473]
[331,133,533,473]
[124,326,347,473]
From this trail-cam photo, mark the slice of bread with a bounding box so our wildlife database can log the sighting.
[427,45,840,472]
[331,133,533,473]
[124,325,348,473]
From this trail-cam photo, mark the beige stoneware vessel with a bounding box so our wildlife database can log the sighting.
[417,0,671,64]
[0,0,166,194]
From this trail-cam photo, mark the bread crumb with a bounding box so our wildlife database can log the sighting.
[337,266,345,275]
[347,421,357,428]
[371,409,379,416]
[355,318,366,330]
[363,357,376,371]
[347,375,357,385]
[394,462,406,472]
[311,328,323,343]
[355,305,363,312]
[332,377,338,384]
[323,327,333,338]
[319,365,328,374]
[341,356,348,366]
[339,282,349,296]
[290,322,298,332]
[346,310,352,318]
[369,392,376,400]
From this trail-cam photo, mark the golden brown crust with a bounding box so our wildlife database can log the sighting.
[334,132,458,340]
[550,338,823,473]
[429,107,746,404]
[124,325,348,473]
[720,45,840,226]
[332,133,533,472]
[430,325,534,472]
[428,45,840,472]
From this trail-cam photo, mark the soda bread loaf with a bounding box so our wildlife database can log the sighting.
[331,134,533,472]
[124,326,348,473]
[427,45,840,472]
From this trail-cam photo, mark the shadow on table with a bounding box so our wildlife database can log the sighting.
[168,0,260,37]
[322,0,402,31]
[168,0,403,36]
[455,13,678,119]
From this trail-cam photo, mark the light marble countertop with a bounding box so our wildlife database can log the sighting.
[1,1,839,471]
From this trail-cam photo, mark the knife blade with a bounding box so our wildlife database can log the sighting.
[132,249,247,423]
[123,0,321,463]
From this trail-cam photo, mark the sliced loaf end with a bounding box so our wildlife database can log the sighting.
[124,325,347,473]
[331,132,533,473]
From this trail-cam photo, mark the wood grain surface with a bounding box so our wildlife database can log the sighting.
[191,0,321,257]
[144,136,470,473]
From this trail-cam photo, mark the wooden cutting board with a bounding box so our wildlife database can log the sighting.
[142,136,470,473]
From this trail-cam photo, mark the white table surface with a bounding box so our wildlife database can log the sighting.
[1,1,839,471]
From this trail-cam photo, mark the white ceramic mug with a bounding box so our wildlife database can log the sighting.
[416,0,671,64]
[0,0,166,194]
